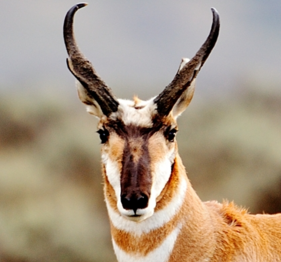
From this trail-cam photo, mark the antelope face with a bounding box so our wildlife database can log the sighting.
[98,98,179,221]
[63,3,219,222]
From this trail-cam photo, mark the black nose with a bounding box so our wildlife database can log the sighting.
[121,193,149,213]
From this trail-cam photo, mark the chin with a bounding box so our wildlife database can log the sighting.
[120,208,154,223]
[123,215,146,222]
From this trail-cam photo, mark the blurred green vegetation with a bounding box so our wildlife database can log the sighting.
[0,84,280,261]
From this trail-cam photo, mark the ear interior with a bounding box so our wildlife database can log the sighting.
[67,59,105,118]
[76,81,104,118]
[172,79,196,118]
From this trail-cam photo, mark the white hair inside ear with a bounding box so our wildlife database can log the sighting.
[76,81,104,118]
[172,79,196,119]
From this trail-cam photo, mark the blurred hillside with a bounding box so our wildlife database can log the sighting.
[0,83,280,262]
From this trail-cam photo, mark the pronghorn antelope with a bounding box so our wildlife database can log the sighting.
[63,3,281,262]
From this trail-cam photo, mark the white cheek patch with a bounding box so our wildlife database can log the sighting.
[147,134,176,213]
[102,153,121,204]
[148,156,174,212]
[153,155,174,197]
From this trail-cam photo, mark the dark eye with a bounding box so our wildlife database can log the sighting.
[97,129,109,144]
[166,128,177,142]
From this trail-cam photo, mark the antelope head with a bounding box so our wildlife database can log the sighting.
[63,3,220,222]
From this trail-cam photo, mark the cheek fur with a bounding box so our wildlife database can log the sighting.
[148,134,176,200]
[151,158,173,199]
[102,133,125,205]
[107,133,125,162]
[105,158,121,192]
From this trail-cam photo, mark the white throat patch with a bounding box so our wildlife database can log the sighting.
[112,223,182,262]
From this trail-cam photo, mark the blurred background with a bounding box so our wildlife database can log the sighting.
[1,1,281,261]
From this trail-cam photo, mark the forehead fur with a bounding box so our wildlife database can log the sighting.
[97,96,178,134]
[110,97,157,127]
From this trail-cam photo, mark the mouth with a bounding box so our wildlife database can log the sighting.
[130,213,141,217]
[123,213,145,222]
[120,208,154,222]
[123,209,143,220]
[117,200,155,222]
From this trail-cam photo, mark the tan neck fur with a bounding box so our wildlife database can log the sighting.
[103,153,281,262]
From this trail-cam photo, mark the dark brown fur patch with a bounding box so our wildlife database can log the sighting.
[120,134,152,207]
[103,117,176,210]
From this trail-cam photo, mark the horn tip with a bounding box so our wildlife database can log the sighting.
[210,7,219,16]
[76,2,88,9]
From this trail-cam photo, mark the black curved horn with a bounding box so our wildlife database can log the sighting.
[63,3,119,116]
[154,8,220,117]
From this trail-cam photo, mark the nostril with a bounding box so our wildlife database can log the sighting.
[121,195,132,210]
[136,194,148,209]
[121,193,149,212]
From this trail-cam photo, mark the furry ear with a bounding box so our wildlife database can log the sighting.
[76,81,104,118]
[172,79,196,118]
